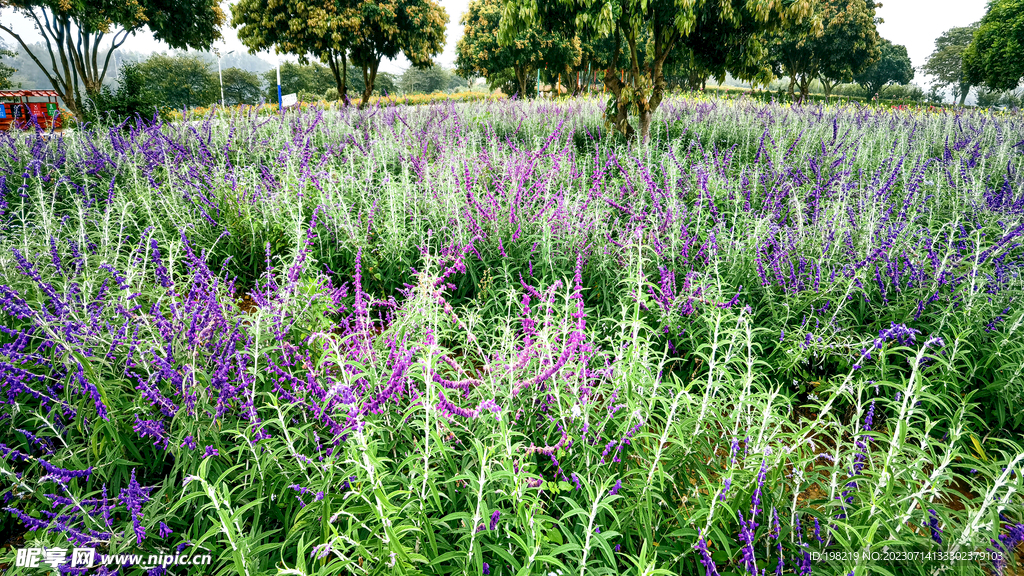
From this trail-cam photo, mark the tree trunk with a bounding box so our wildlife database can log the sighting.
[327,51,349,106]
[821,78,837,98]
[797,75,811,104]
[638,109,652,142]
[787,77,796,101]
[514,66,529,98]
[958,83,970,107]
[603,67,634,140]
[359,60,380,109]
[603,14,677,143]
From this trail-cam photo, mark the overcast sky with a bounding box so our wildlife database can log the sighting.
[1,0,990,79]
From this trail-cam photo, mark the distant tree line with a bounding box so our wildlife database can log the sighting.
[2,0,1021,127]
[0,44,472,123]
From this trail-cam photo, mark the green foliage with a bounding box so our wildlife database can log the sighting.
[854,37,914,97]
[0,41,16,90]
[670,2,803,91]
[400,66,465,94]
[2,96,1024,576]
[231,0,352,99]
[500,0,816,140]
[261,61,337,102]
[219,67,263,106]
[0,0,224,116]
[456,0,580,97]
[139,52,219,110]
[233,0,447,106]
[324,67,397,99]
[87,62,161,123]
[922,23,980,106]
[975,86,1023,108]
[770,0,880,100]
[964,0,1024,92]
[347,0,449,104]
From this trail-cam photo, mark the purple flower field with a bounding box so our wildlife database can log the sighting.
[1,96,1023,575]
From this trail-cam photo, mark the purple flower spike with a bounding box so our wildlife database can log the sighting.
[119,469,151,545]
[928,509,942,544]
[695,531,721,576]
[609,479,622,496]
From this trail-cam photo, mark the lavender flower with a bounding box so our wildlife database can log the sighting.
[694,532,721,576]
[928,509,942,544]
[609,479,622,496]
[119,469,150,545]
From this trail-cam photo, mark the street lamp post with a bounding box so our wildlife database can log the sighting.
[218,50,235,107]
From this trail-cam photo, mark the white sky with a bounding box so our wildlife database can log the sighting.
[0,0,990,80]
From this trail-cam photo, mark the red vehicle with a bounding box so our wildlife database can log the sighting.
[0,90,64,131]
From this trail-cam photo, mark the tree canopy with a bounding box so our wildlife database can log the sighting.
[922,23,979,106]
[232,0,355,101]
[669,4,796,92]
[0,0,224,116]
[138,52,219,110]
[90,62,159,123]
[771,0,880,100]
[500,0,813,141]
[854,37,913,97]
[233,0,446,107]
[347,0,448,106]
[456,0,580,97]
[963,0,1024,92]
[400,66,465,94]
[260,61,337,102]
[220,67,263,106]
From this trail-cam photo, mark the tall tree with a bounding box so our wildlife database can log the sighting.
[400,65,463,93]
[231,0,356,103]
[455,0,580,97]
[778,0,880,100]
[922,23,979,106]
[221,67,263,105]
[854,37,913,98]
[0,0,224,116]
[963,0,1024,93]
[348,0,447,107]
[0,40,16,90]
[500,0,813,141]
[139,52,219,110]
[772,0,880,100]
[259,61,336,101]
